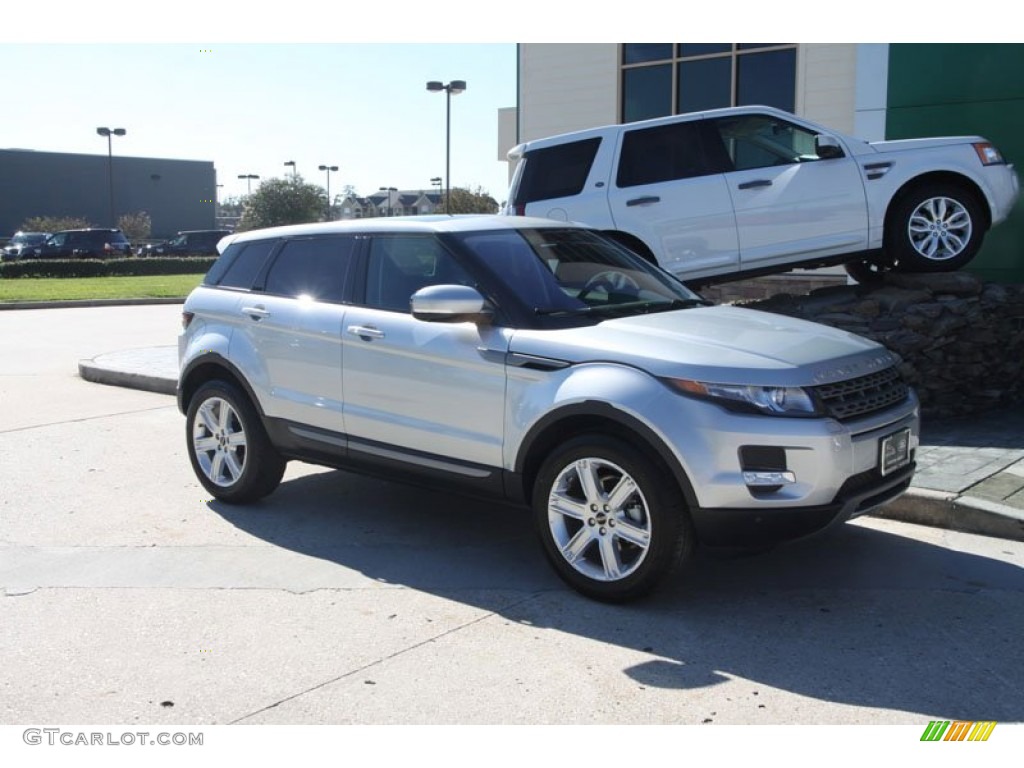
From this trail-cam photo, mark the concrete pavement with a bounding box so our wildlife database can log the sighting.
[78,345,1024,542]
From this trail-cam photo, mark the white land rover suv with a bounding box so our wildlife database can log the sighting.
[504,105,1019,284]
[179,216,919,601]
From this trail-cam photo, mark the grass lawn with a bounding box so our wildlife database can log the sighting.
[0,274,204,302]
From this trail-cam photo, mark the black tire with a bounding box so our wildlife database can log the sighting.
[532,434,694,602]
[844,258,889,285]
[885,183,985,273]
[185,379,286,503]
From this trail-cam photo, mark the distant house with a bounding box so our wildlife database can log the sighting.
[338,190,444,219]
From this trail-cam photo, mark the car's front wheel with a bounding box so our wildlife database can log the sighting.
[533,434,694,602]
[186,380,286,503]
[886,184,985,272]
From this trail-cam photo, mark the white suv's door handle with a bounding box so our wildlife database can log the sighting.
[738,179,773,190]
[347,325,385,340]
[241,305,270,320]
[626,195,661,207]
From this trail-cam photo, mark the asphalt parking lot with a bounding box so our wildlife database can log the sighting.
[2,305,1023,726]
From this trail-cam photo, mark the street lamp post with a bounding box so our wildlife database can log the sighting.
[379,186,397,217]
[284,160,297,178]
[238,174,259,195]
[426,80,466,214]
[319,165,338,220]
[430,177,442,212]
[96,127,126,227]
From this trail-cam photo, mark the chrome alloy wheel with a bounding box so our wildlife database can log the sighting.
[547,457,652,582]
[192,396,248,487]
[907,196,973,262]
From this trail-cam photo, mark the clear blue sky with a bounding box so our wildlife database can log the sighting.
[0,42,517,204]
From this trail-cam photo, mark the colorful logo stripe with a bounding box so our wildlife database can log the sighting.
[920,721,996,741]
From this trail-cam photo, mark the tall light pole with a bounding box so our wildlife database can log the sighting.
[96,127,126,227]
[379,186,397,217]
[430,177,442,213]
[284,160,297,178]
[319,165,338,220]
[238,174,259,195]
[426,80,466,214]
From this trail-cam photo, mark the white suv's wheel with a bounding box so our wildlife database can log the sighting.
[186,380,286,503]
[533,434,693,602]
[886,184,984,272]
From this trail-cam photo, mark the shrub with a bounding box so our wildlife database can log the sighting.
[0,256,216,279]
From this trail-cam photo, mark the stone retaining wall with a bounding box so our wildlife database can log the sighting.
[726,272,1024,417]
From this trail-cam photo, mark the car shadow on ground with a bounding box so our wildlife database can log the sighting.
[211,466,1024,721]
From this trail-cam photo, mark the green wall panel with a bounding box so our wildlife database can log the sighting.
[888,44,1024,283]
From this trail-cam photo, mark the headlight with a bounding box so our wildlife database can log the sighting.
[973,142,1005,166]
[668,378,821,416]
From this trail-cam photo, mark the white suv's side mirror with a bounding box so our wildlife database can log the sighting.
[815,134,844,160]
[411,284,493,323]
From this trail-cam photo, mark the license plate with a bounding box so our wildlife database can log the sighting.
[880,428,911,476]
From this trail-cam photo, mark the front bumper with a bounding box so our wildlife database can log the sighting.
[691,461,915,546]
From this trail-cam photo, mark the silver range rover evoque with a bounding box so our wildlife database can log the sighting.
[178,215,919,602]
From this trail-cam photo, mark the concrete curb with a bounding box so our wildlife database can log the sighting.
[1,297,186,310]
[78,359,177,396]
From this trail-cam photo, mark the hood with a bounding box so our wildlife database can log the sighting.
[509,306,898,387]
[868,135,984,154]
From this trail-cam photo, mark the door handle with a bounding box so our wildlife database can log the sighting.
[737,179,773,190]
[626,195,661,207]
[346,325,385,340]
[241,305,270,320]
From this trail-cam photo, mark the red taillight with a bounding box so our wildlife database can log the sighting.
[181,311,195,330]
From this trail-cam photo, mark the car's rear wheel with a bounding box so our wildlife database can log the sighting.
[885,184,985,272]
[533,434,694,602]
[186,380,286,503]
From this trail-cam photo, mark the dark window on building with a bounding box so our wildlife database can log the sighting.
[616,120,712,187]
[262,236,355,303]
[513,138,602,206]
[621,44,797,123]
[210,240,276,289]
[364,236,475,313]
[622,64,672,122]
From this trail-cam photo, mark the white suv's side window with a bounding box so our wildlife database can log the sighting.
[263,237,354,303]
[709,114,825,171]
[616,120,716,187]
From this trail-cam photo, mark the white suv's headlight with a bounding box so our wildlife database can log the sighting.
[669,379,822,417]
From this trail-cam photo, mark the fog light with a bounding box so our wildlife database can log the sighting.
[743,471,796,487]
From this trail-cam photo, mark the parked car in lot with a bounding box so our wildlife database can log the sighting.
[26,228,132,259]
[504,105,1019,284]
[138,229,231,257]
[2,231,49,261]
[178,215,919,601]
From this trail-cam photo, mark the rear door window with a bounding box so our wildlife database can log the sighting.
[616,120,715,187]
[261,236,356,303]
[513,137,601,205]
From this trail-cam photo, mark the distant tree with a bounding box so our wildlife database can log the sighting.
[236,176,326,231]
[21,215,92,232]
[340,184,357,199]
[218,196,244,218]
[444,186,499,214]
[117,211,152,242]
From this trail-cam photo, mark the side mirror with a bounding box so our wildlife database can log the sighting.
[815,134,844,160]
[411,284,493,323]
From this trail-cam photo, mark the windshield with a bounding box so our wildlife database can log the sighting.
[453,227,704,317]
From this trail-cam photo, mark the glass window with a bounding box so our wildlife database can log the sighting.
[210,240,276,289]
[678,44,730,56]
[709,114,822,172]
[616,120,711,188]
[364,236,475,313]
[737,49,796,112]
[514,138,601,206]
[622,44,672,64]
[677,58,731,113]
[262,236,355,303]
[622,64,672,123]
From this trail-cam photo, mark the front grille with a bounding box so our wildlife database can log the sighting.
[814,365,910,422]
